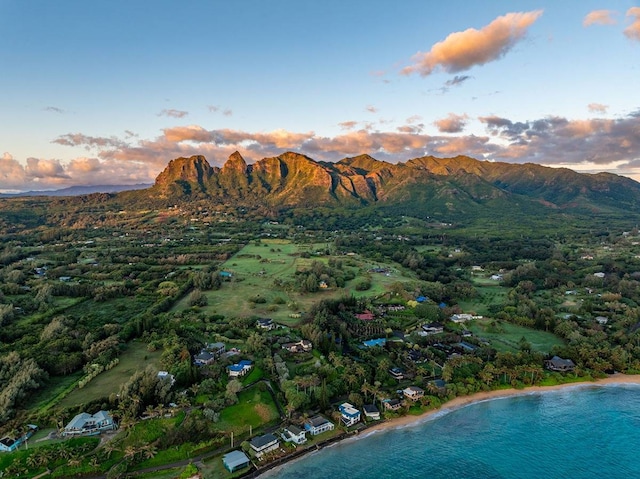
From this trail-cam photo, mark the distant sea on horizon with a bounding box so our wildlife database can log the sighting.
[261,385,640,479]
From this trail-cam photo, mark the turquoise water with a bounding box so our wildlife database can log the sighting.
[262,385,640,479]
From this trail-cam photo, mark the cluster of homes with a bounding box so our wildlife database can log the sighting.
[222,386,433,473]
[0,425,38,452]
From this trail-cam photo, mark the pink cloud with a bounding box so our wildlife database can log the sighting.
[338,121,358,131]
[434,113,469,133]
[25,158,69,179]
[583,10,617,27]
[625,7,640,41]
[401,11,543,76]
[588,103,608,114]
[365,105,378,113]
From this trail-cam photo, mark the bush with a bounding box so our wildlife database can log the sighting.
[355,279,372,291]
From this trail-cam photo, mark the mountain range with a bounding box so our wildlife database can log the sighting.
[141,151,640,218]
[0,184,151,198]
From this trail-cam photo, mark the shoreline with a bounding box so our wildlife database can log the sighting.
[254,374,640,477]
[364,373,640,434]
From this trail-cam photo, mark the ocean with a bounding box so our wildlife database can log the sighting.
[261,384,640,479]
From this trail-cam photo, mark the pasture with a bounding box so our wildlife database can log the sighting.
[467,318,565,354]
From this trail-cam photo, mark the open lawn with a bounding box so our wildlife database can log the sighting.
[173,239,415,324]
[59,342,162,408]
[458,280,509,316]
[215,387,279,434]
[467,319,565,354]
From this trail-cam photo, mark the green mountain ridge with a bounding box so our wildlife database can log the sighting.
[145,151,640,216]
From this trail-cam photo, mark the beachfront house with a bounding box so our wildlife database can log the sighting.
[403,386,424,401]
[339,402,361,427]
[223,450,250,472]
[249,433,279,458]
[63,411,116,436]
[382,398,403,411]
[545,356,576,372]
[362,404,380,420]
[281,425,307,445]
[304,415,334,436]
[227,359,253,378]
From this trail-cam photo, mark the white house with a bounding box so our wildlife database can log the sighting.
[304,415,334,436]
[249,433,279,458]
[362,404,380,420]
[63,411,116,436]
[339,402,361,427]
[281,424,307,445]
[403,386,424,401]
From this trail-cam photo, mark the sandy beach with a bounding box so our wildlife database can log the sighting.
[365,373,640,434]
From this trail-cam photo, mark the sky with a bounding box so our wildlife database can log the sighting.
[1,0,639,192]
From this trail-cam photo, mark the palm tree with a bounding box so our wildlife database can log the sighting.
[142,444,158,460]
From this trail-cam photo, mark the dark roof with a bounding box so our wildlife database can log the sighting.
[285,424,305,435]
[308,415,330,427]
[250,433,278,449]
[363,404,379,414]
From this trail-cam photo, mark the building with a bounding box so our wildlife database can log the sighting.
[545,356,576,372]
[157,371,176,386]
[63,411,116,436]
[382,399,402,411]
[194,350,215,366]
[362,404,380,420]
[249,433,279,458]
[206,342,226,358]
[281,424,307,445]
[256,318,275,330]
[421,322,444,335]
[339,402,361,427]
[304,415,335,436]
[227,359,253,378]
[389,367,404,380]
[281,339,313,353]
[0,425,38,453]
[222,450,250,472]
[403,386,424,401]
[450,313,474,323]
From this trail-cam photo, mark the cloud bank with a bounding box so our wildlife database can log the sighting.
[3,108,640,191]
[401,11,543,76]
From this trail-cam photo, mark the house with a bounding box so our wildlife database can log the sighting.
[450,314,474,323]
[223,450,250,472]
[304,415,334,436]
[281,339,313,353]
[594,272,605,278]
[595,316,609,325]
[356,311,375,321]
[490,274,503,281]
[63,411,116,436]
[206,342,226,358]
[256,318,275,330]
[545,356,576,372]
[0,436,19,452]
[403,386,424,401]
[362,404,380,420]
[422,322,444,335]
[157,371,176,386]
[339,402,361,427]
[227,360,253,378]
[389,367,404,380]
[382,399,402,411]
[194,350,215,366]
[249,433,279,458]
[219,271,233,279]
[281,425,307,445]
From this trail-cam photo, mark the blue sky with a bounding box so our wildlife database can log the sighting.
[1,0,639,191]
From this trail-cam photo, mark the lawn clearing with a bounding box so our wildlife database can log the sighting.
[59,342,162,408]
[215,387,279,434]
[173,239,415,324]
[467,318,564,354]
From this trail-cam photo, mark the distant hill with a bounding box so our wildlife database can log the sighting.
[0,184,151,198]
[138,151,640,218]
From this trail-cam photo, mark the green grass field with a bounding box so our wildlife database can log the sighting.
[59,342,162,408]
[215,387,279,434]
[457,278,509,316]
[467,318,564,354]
[173,239,414,324]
